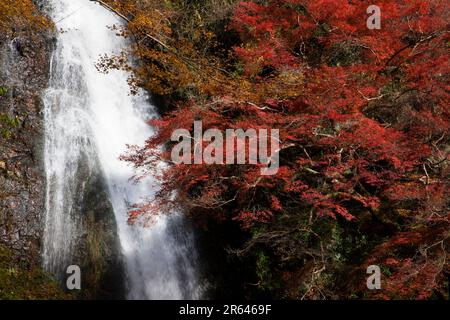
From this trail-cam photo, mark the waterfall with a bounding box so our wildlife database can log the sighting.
[42,0,203,299]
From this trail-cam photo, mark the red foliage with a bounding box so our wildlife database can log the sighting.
[123,0,450,299]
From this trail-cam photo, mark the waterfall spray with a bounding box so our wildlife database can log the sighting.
[42,0,203,299]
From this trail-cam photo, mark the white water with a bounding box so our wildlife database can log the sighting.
[42,0,202,299]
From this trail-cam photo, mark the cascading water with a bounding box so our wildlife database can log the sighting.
[42,0,203,299]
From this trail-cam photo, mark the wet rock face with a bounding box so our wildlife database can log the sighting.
[0,29,53,267]
[69,159,125,299]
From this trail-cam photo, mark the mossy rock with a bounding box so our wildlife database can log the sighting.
[0,245,72,300]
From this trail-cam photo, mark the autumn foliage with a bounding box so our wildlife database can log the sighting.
[0,0,50,35]
[106,0,449,299]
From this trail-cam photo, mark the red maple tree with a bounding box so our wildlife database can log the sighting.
[122,0,449,299]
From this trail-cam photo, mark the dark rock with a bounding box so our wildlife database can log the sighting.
[0,25,53,268]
